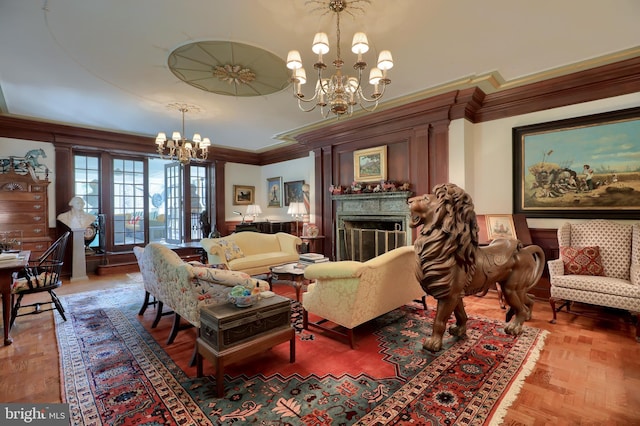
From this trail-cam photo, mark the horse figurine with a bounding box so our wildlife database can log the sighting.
[0,149,49,176]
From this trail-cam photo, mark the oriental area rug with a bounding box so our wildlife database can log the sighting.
[55,283,547,425]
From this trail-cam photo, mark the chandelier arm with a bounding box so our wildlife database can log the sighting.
[297,97,320,113]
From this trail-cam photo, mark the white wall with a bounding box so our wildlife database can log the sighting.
[449,92,640,229]
[0,138,57,227]
[225,152,315,222]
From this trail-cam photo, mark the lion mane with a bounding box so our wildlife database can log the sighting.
[410,183,479,299]
[409,183,545,352]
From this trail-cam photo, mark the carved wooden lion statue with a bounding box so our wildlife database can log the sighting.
[409,183,545,352]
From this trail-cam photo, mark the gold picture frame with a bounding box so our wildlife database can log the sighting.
[354,145,387,182]
[233,185,255,205]
[485,214,517,240]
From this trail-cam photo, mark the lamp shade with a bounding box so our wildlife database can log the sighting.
[286,50,302,69]
[287,202,307,217]
[377,50,394,71]
[312,32,330,55]
[246,204,262,217]
[351,32,369,54]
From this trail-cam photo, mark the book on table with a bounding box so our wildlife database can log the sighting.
[299,253,327,262]
[298,253,330,265]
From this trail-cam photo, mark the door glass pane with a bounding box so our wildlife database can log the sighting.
[164,162,183,244]
[148,158,172,243]
[190,165,207,240]
[113,159,145,246]
[73,155,100,249]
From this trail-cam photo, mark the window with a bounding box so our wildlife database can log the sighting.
[74,153,210,251]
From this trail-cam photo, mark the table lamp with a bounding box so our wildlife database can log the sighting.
[245,204,262,221]
[287,201,307,235]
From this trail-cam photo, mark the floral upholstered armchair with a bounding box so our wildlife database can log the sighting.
[302,246,425,348]
[134,243,269,345]
[548,219,640,342]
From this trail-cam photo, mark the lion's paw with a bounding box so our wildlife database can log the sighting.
[449,325,467,337]
[423,338,443,353]
[504,322,523,335]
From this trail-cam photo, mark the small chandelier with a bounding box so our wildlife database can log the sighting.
[286,0,393,117]
[155,104,211,165]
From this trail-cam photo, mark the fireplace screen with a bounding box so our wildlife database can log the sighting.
[338,221,406,262]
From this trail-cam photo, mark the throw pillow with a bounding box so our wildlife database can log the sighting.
[218,240,244,262]
[560,246,605,276]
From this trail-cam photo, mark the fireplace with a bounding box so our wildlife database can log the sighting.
[332,192,412,261]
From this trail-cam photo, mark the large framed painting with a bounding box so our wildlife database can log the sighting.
[267,176,282,208]
[354,145,387,182]
[284,180,304,206]
[513,107,640,218]
[232,185,254,205]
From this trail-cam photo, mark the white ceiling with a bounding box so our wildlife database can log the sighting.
[1,0,639,153]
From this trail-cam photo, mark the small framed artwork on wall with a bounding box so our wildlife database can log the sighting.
[354,145,387,182]
[267,177,283,207]
[485,214,516,240]
[233,185,255,205]
[284,180,304,206]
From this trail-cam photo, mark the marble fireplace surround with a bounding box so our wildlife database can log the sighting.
[332,192,412,261]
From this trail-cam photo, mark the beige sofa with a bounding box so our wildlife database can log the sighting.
[302,245,425,348]
[200,231,301,275]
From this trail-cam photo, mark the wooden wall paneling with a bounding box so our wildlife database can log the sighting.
[321,146,334,258]
[429,120,450,188]
[529,227,559,300]
[214,160,226,235]
[410,125,431,197]
[387,140,411,183]
[100,153,114,249]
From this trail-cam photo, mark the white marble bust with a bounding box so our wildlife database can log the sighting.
[57,196,96,230]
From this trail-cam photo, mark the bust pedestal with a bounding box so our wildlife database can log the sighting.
[70,228,88,281]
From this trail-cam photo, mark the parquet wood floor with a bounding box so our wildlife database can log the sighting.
[1,273,638,425]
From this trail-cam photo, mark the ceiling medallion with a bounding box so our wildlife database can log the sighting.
[168,41,289,97]
[213,64,256,85]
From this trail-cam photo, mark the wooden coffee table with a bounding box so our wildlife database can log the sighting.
[269,263,307,301]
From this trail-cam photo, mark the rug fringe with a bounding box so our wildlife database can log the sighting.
[489,329,549,426]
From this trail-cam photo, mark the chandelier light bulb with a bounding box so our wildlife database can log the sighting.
[172,131,181,141]
[192,133,202,143]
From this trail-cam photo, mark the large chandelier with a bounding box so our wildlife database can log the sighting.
[155,104,211,164]
[286,0,393,117]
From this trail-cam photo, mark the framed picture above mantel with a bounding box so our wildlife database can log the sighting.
[354,145,387,182]
[513,107,640,219]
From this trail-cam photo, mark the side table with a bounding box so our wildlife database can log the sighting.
[269,263,307,301]
[300,235,325,254]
